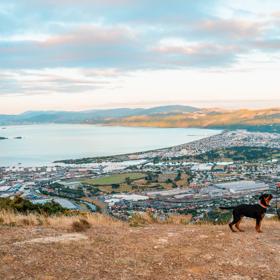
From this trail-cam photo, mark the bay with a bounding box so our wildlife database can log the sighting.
[0,124,221,166]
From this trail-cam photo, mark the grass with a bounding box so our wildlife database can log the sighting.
[82,172,146,185]
[98,183,133,193]
[1,216,279,279]
[1,208,277,230]
[71,218,91,232]
[129,211,192,227]
[0,210,123,230]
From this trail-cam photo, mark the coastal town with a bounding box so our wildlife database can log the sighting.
[1,130,280,221]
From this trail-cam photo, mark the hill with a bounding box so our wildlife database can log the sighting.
[106,108,280,132]
[1,106,279,133]
[0,212,279,280]
[0,105,199,125]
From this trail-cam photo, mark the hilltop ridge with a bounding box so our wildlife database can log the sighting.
[0,212,279,280]
[0,105,199,125]
[1,106,279,133]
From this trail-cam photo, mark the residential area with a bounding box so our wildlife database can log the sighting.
[1,130,279,222]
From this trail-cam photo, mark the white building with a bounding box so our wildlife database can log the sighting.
[214,181,268,194]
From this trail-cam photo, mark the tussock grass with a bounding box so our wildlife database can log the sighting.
[2,209,277,230]
[166,214,192,225]
[129,211,192,227]
[71,218,91,232]
[0,210,123,230]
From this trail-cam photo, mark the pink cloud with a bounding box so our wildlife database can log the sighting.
[196,19,264,39]
[271,11,280,18]
[29,0,131,7]
[42,25,136,47]
[153,41,242,56]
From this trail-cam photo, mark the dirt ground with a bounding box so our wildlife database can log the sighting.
[0,219,279,280]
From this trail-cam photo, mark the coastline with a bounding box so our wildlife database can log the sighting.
[0,123,223,167]
[54,130,225,165]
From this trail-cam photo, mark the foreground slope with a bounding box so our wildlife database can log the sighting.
[0,217,279,280]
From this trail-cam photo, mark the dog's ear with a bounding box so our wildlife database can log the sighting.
[259,194,264,200]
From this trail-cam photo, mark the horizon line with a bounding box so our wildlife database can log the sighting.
[1,99,280,115]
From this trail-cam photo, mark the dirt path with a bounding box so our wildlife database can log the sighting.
[0,220,279,280]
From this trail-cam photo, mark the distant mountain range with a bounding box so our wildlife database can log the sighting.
[0,105,199,124]
[0,105,279,133]
[105,108,280,133]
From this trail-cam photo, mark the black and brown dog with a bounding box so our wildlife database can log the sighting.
[221,194,273,233]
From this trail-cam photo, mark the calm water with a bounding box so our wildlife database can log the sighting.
[0,124,221,166]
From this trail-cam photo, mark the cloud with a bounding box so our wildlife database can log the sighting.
[195,19,265,39]
[0,0,279,99]
[151,39,241,68]
[0,68,120,96]
[250,39,280,51]
[0,25,142,69]
[42,25,136,47]
[1,17,278,71]
[272,11,280,18]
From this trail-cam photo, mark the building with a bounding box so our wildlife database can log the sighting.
[214,181,268,194]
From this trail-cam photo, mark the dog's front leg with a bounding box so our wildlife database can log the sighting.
[255,218,263,233]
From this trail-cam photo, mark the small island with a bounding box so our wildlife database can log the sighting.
[14,136,23,139]
[0,136,8,140]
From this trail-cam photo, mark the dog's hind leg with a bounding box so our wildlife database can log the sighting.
[229,222,237,232]
[235,217,244,232]
[229,212,242,232]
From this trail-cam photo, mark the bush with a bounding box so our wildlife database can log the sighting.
[0,196,66,215]
[21,218,32,226]
[202,210,232,225]
[71,218,91,232]
[129,213,148,227]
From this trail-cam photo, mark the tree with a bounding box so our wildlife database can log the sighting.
[112,184,120,189]
[175,171,182,181]
[165,178,173,184]
[125,177,132,185]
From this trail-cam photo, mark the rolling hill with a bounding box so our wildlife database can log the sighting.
[104,108,280,132]
[0,105,199,125]
[1,106,280,132]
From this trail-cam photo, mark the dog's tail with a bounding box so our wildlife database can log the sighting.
[219,206,234,210]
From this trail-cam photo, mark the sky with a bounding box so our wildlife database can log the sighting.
[0,0,279,114]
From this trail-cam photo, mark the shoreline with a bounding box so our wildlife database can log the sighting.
[53,130,225,164]
[0,126,223,168]
[53,130,224,165]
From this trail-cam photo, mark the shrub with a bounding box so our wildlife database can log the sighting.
[21,218,32,226]
[129,213,148,227]
[71,218,91,232]
[0,196,66,215]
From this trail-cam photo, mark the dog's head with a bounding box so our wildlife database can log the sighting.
[259,193,273,206]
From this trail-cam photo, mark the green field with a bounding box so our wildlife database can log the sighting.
[82,172,146,186]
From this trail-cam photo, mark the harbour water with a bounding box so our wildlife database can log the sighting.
[0,124,221,166]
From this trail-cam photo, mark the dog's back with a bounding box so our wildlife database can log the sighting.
[233,204,266,219]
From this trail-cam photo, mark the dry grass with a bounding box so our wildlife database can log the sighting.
[129,211,192,227]
[0,218,279,279]
[71,218,91,232]
[166,214,192,225]
[0,210,194,229]
[0,210,123,230]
